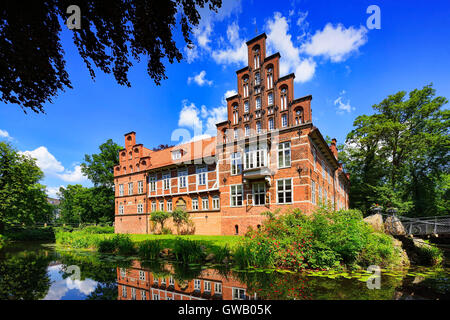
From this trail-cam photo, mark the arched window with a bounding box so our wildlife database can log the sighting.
[242,76,249,97]
[253,46,260,69]
[295,107,304,125]
[235,225,239,235]
[232,104,239,124]
[266,66,273,89]
[280,87,288,110]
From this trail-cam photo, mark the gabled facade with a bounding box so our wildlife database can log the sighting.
[114,34,350,235]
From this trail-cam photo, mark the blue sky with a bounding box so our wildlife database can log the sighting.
[1,0,449,198]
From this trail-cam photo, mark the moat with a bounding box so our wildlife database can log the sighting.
[1,241,449,300]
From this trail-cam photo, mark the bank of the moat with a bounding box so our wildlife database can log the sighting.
[0,241,449,300]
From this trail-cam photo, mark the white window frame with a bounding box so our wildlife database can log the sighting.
[192,198,199,211]
[231,152,242,175]
[212,196,220,210]
[277,178,293,204]
[202,197,209,210]
[232,287,246,300]
[214,282,222,294]
[255,96,261,109]
[196,165,207,186]
[244,100,249,113]
[167,200,172,212]
[128,182,133,195]
[149,175,156,192]
[138,181,143,194]
[137,203,143,214]
[139,270,146,281]
[278,141,291,168]
[194,279,201,290]
[119,184,124,196]
[159,201,164,211]
[252,182,265,206]
[244,145,267,170]
[269,117,274,131]
[230,184,243,207]
[118,205,124,215]
[256,121,261,134]
[178,169,187,188]
[151,201,156,212]
[163,172,171,190]
[204,281,211,292]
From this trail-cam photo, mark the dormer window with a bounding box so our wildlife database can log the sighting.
[172,149,182,160]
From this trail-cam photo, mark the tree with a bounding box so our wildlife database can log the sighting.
[81,139,122,188]
[150,211,171,232]
[152,144,174,151]
[171,208,189,234]
[341,84,449,216]
[0,0,222,113]
[0,142,52,232]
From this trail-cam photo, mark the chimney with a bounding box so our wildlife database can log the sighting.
[330,138,338,160]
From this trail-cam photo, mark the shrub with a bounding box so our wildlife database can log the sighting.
[234,206,400,270]
[97,234,136,255]
[171,208,189,234]
[138,240,163,260]
[173,238,205,264]
[161,227,172,235]
[150,211,171,233]
[4,226,55,241]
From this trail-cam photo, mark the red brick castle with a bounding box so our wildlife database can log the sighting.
[114,34,350,235]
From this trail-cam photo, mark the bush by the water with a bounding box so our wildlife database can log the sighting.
[97,234,136,255]
[138,240,163,260]
[0,234,5,249]
[173,238,205,264]
[234,207,401,270]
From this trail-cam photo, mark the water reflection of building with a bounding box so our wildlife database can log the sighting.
[117,261,257,301]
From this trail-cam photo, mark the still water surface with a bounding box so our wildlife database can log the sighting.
[1,242,449,300]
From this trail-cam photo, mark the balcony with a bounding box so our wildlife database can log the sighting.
[243,166,271,179]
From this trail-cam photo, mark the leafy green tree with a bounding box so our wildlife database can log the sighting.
[150,211,171,232]
[0,142,52,232]
[81,139,122,188]
[341,84,449,216]
[171,208,189,234]
[0,0,222,113]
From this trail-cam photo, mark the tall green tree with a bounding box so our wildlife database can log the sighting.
[59,139,122,224]
[81,139,122,188]
[0,142,52,232]
[341,84,449,216]
[0,0,222,113]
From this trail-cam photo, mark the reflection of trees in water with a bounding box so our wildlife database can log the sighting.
[86,283,118,300]
[0,251,52,300]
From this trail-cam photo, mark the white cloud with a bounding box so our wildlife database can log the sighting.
[184,0,242,63]
[266,12,316,83]
[178,90,232,139]
[211,22,247,66]
[178,100,202,130]
[187,70,213,86]
[46,186,63,198]
[20,146,64,173]
[301,23,368,62]
[20,146,88,183]
[57,165,87,183]
[0,129,12,140]
[334,90,355,114]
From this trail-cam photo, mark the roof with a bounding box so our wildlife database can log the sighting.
[246,33,267,45]
[147,136,217,170]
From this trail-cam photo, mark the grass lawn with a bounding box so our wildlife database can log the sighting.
[55,231,242,251]
[127,234,242,249]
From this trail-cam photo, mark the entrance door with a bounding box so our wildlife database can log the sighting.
[252,182,265,206]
